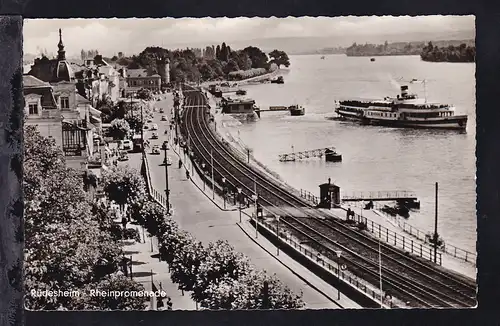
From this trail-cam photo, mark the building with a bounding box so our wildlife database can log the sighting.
[23,75,62,145]
[75,56,122,107]
[126,68,161,94]
[27,29,100,170]
[220,97,257,114]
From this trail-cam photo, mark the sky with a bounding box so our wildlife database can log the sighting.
[23,16,475,58]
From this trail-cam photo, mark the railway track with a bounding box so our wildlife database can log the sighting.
[179,85,477,308]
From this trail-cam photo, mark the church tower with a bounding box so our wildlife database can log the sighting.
[53,28,74,82]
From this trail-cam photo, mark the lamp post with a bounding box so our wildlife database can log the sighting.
[163,147,170,214]
[222,177,226,209]
[335,250,342,300]
[140,103,144,153]
[211,149,215,200]
[237,187,242,223]
[252,194,258,238]
[378,236,383,308]
[201,163,206,191]
[275,215,280,256]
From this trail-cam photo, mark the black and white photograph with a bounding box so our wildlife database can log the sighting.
[22,15,476,311]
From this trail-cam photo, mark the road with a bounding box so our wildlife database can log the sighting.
[139,93,352,309]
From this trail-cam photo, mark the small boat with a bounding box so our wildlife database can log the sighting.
[236,89,247,95]
[324,148,342,162]
[321,56,325,60]
[271,76,284,84]
[370,58,376,62]
[288,105,305,116]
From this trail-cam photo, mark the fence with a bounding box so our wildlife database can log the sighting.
[358,201,476,265]
[299,189,320,206]
[251,211,391,308]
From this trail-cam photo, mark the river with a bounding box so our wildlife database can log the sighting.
[227,54,476,252]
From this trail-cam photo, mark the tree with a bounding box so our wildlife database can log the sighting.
[169,234,206,293]
[108,118,130,140]
[77,275,147,310]
[136,88,153,101]
[216,45,221,60]
[101,165,146,210]
[191,240,253,303]
[24,126,147,311]
[268,50,290,69]
[242,46,269,69]
[199,270,305,310]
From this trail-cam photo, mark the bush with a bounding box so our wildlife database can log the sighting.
[123,228,141,242]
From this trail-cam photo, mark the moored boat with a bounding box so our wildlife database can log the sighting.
[271,76,284,84]
[289,105,305,116]
[334,82,468,130]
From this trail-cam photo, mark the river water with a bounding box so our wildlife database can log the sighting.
[227,54,476,252]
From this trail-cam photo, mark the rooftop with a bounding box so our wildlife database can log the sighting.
[23,74,51,88]
[127,68,160,78]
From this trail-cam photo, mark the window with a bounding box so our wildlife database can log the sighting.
[28,103,38,115]
[61,96,69,109]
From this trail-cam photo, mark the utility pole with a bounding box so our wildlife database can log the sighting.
[140,104,144,152]
[211,148,215,200]
[379,238,383,308]
[434,182,439,263]
[164,147,170,214]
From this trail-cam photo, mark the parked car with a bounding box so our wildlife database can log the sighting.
[163,156,172,166]
[150,123,158,131]
[143,124,149,130]
[151,132,159,140]
[121,139,133,151]
[161,141,169,150]
[159,108,165,113]
[161,115,168,121]
[118,151,129,161]
[151,145,161,155]
[147,118,153,123]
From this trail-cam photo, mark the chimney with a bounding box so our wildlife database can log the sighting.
[328,177,331,184]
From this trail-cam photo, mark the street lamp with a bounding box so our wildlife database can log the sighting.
[275,215,280,256]
[163,147,170,214]
[333,250,342,300]
[201,163,206,191]
[237,187,242,223]
[222,177,226,209]
[251,194,258,238]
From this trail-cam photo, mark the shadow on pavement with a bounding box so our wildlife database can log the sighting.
[123,250,141,255]
[131,271,155,278]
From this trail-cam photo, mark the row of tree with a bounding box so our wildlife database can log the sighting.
[123,165,305,309]
[420,42,476,63]
[345,41,423,56]
[109,43,289,84]
[25,124,304,309]
[24,126,146,310]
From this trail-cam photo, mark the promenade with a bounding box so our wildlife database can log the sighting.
[142,93,361,309]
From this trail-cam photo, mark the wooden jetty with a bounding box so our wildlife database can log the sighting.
[255,105,305,117]
[279,146,342,162]
[342,191,418,202]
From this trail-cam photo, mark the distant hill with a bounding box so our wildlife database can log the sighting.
[344,39,475,57]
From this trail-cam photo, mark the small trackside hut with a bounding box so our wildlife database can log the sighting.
[317,178,341,209]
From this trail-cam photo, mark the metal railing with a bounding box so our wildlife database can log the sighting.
[299,189,320,206]
[342,191,417,200]
[367,202,476,265]
[251,211,391,308]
